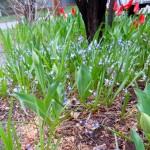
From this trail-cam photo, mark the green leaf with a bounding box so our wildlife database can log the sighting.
[0,124,9,149]
[12,124,21,150]
[32,50,39,66]
[0,101,14,150]
[135,88,150,117]
[130,128,145,150]
[140,113,150,134]
[75,64,93,103]
[144,83,150,98]
[45,71,66,107]
[123,23,128,35]
[32,49,46,97]
[14,92,52,125]
[7,101,13,150]
[53,136,62,150]
[52,63,58,75]
[121,93,130,119]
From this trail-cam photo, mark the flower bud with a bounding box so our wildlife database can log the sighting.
[140,113,150,134]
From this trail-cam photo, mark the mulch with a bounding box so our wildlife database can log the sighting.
[0,83,148,150]
[57,93,138,150]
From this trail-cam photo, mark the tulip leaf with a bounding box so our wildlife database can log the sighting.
[123,23,128,35]
[14,92,52,125]
[130,128,145,150]
[45,71,66,107]
[140,113,150,134]
[135,85,150,117]
[144,83,150,98]
[75,64,93,103]
[32,50,46,97]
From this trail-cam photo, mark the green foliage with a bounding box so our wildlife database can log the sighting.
[32,50,46,97]
[14,93,52,124]
[132,83,150,148]
[0,68,7,95]
[136,84,150,129]
[121,93,130,120]
[130,128,145,150]
[0,9,150,149]
[14,70,67,126]
[0,13,149,104]
[135,83,150,118]
[140,113,150,135]
[75,63,93,104]
[0,101,20,150]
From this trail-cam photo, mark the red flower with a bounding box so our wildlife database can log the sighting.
[134,2,139,13]
[113,0,118,12]
[59,7,65,15]
[59,7,67,18]
[71,7,76,15]
[139,14,145,24]
[117,5,123,15]
[131,21,138,28]
[123,0,133,10]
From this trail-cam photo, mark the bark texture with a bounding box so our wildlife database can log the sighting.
[108,0,115,26]
[24,0,36,24]
[13,0,36,24]
[76,0,107,42]
[52,0,60,16]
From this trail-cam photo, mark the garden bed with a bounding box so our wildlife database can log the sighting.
[0,83,147,149]
[0,7,150,150]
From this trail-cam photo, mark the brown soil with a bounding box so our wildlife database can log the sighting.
[0,84,148,150]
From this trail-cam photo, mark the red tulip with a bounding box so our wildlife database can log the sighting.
[123,0,133,10]
[134,2,139,13]
[71,7,76,16]
[59,7,67,18]
[131,21,138,28]
[59,7,65,15]
[117,5,123,15]
[113,0,118,12]
[139,14,145,24]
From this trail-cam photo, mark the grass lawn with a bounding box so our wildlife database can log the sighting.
[0,5,77,23]
[0,15,17,23]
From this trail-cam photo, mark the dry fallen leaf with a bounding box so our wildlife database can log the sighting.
[71,111,80,119]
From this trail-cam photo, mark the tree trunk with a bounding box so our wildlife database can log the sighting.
[108,0,115,26]
[24,0,36,24]
[75,0,107,42]
[52,0,60,16]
